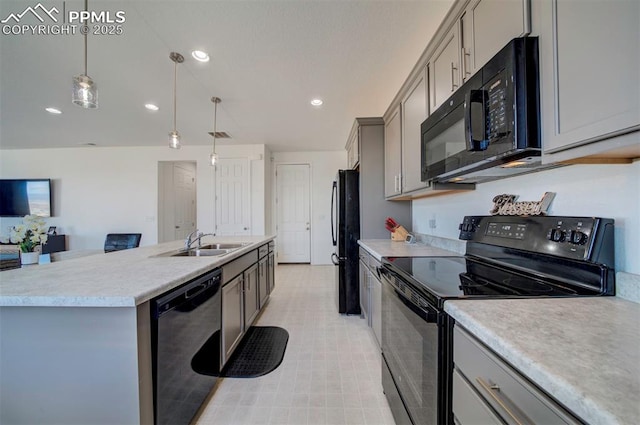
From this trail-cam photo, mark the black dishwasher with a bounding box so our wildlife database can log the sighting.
[151,268,222,425]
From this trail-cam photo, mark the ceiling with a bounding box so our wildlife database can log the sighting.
[0,0,453,152]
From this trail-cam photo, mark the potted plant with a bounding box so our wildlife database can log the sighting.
[10,215,49,265]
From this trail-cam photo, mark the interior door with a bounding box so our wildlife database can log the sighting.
[158,161,196,243]
[276,164,311,263]
[215,158,251,236]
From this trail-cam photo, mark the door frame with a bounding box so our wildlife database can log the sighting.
[273,162,312,264]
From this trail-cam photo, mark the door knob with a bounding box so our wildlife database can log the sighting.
[306,222,310,231]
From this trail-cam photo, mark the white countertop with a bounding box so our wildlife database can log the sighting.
[445,297,640,425]
[0,235,274,308]
[358,239,460,260]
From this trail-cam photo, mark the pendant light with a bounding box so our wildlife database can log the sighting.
[72,0,98,108]
[209,97,221,165]
[168,52,184,149]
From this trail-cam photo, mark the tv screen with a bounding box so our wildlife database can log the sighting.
[0,179,52,217]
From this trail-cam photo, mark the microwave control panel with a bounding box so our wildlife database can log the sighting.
[485,72,509,142]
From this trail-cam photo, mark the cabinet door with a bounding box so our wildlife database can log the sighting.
[244,264,260,328]
[222,275,244,365]
[258,257,269,308]
[359,258,369,322]
[401,68,429,193]
[384,106,402,198]
[463,0,530,76]
[430,25,461,111]
[370,268,382,348]
[267,252,275,293]
[540,0,640,154]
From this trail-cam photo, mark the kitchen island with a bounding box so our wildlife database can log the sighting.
[0,235,275,425]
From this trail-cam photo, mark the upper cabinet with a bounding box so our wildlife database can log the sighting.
[429,27,461,112]
[538,0,640,162]
[346,125,360,169]
[384,106,402,198]
[402,68,429,193]
[460,0,531,80]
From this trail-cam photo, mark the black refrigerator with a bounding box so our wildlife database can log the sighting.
[331,170,361,315]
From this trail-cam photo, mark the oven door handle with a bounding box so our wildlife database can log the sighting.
[394,289,439,323]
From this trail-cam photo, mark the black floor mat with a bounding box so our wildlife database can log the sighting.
[193,326,289,378]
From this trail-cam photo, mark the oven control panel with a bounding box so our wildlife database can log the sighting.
[459,215,614,266]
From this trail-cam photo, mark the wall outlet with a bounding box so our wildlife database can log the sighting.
[429,214,437,229]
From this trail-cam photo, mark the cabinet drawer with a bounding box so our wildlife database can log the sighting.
[452,369,502,425]
[454,326,581,425]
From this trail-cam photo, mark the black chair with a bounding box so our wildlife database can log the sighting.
[104,233,142,253]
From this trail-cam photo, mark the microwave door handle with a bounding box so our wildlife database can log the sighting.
[465,89,488,151]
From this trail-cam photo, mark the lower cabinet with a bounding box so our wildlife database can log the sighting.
[258,257,269,308]
[358,247,382,349]
[267,251,275,293]
[222,274,244,366]
[452,325,581,424]
[244,264,259,328]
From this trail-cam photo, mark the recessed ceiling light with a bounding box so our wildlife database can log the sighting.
[45,107,62,114]
[191,50,210,62]
[145,103,159,111]
[310,99,323,106]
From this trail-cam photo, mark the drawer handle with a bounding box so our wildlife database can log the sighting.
[476,377,532,425]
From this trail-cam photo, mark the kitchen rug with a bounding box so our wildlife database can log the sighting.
[220,326,289,378]
[192,326,289,378]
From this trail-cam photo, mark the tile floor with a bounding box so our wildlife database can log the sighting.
[195,264,396,425]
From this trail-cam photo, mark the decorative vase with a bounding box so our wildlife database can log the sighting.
[20,252,40,266]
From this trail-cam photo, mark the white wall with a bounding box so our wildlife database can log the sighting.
[0,145,269,250]
[272,151,346,265]
[412,161,640,274]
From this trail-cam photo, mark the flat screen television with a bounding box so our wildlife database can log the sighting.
[0,179,52,217]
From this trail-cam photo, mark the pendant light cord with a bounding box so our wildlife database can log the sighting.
[213,100,217,152]
[173,59,177,131]
[83,0,88,75]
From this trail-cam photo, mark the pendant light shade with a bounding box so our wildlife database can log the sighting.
[168,52,184,149]
[209,97,221,166]
[72,0,98,109]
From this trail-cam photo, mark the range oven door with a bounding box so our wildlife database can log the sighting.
[380,267,444,425]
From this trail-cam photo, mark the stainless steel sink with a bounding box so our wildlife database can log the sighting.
[154,242,251,258]
[170,248,233,257]
[199,243,248,250]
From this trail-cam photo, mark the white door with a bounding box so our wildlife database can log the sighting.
[216,158,251,236]
[158,161,196,243]
[276,164,311,263]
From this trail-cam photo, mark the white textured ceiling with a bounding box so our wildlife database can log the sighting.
[0,0,453,151]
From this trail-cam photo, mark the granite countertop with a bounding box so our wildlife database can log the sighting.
[358,239,460,260]
[445,297,640,425]
[0,235,275,308]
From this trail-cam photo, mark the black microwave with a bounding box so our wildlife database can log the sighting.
[421,37,549,184]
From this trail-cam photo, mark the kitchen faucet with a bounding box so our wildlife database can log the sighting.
[184,230,215,250]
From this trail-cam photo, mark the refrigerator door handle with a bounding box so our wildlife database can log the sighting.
[331,181,337,246]
[331,252,340,266]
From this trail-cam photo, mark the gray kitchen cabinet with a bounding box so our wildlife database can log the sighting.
[538,0,640,161]
[222,274,244,366]
[244,263,259,328]
[460,0,530,82]
[346,126,360,170]
[369,257,382,348]
[267,250,275,294]
[384,106,403,198]
[258,256,268,308]
[358,247,382,349]
[453,325,581,425]
[358,248,370,324]
[401,67,430,193]
[429,25,460,112]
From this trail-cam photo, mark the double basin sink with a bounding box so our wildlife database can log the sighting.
[157,242,250,258]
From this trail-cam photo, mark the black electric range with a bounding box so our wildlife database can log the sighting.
[379,215,615,425]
